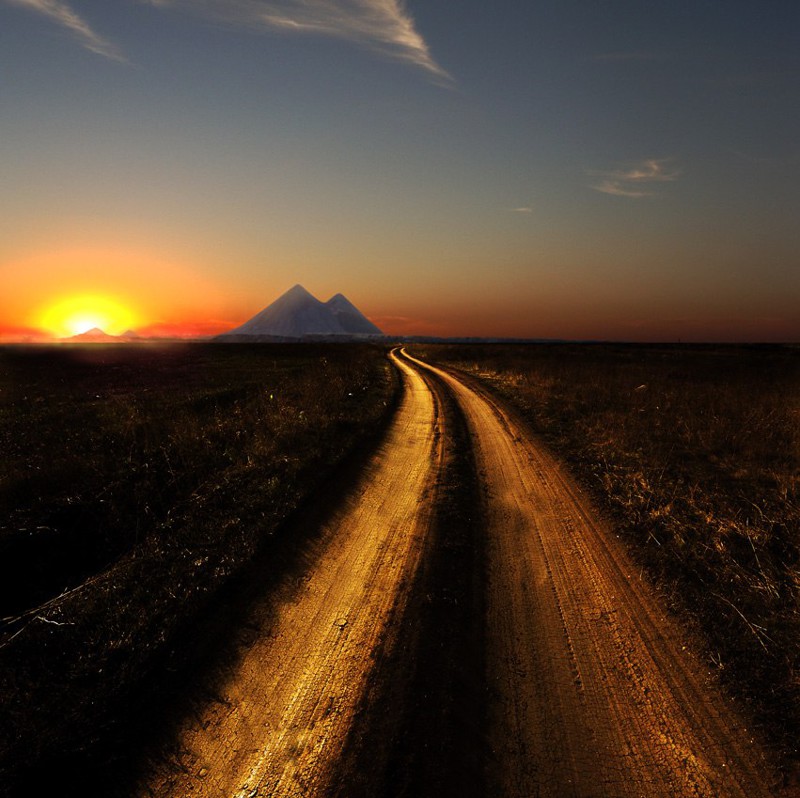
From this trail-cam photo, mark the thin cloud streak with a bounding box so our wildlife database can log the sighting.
[143,0,451,81]
[3,0,126,61]
[589,158,680,198]
[591,181,652,198]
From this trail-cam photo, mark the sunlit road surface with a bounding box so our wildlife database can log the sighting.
[403,350,773,798]
[139,348,775,798]
[138,350,440,797]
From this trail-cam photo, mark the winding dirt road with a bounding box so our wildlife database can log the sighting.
[137,351,441,797]
[404,349,773,798]
[138,347,776,797]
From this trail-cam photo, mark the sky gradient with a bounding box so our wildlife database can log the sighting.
[1,1,798,341]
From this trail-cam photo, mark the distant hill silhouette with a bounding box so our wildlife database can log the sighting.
[218,285,382,340]
[63,327,119,343]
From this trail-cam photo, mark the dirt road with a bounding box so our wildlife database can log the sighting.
[138,348,775,797]
[137,350,441,797]
[404,349,774,798]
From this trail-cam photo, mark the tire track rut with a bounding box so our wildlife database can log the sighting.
[405,349,775,798]
[136,348,777,798]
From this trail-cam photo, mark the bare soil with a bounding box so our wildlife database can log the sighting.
[134,350,443,796]
[407,350,777,797]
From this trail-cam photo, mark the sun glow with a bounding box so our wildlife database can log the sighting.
[39,294,140,338]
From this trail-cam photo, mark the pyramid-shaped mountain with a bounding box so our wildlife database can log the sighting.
[220,285,382,339]
[326,293,383,335]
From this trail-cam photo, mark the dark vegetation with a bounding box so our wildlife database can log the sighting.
[416,343,800,782]
[0,342,396,794]
[333,363,487,798]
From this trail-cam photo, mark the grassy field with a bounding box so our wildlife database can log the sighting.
[0,342,396,791]
[6,340,798,789]
[416,343,800,775]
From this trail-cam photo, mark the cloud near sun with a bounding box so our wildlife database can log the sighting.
[3,0,448,79]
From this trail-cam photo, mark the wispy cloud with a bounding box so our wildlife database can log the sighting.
[143,0,450,81]
[511,206,533,214]
[3,0,126,61]
[589,158,680,198]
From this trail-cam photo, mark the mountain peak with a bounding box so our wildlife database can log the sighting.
[325,292,354,309]
[220,286,382,339]
[325,293,382,335]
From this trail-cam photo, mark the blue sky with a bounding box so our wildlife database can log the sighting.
[1,1,798,340]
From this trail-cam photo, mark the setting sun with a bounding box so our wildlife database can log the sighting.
[38,295,140,338]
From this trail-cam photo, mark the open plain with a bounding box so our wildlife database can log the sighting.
[1,343,793,797]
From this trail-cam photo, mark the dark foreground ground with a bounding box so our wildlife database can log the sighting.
[1,342,797,795]
[119,345,780,797]
[0,343,396,794]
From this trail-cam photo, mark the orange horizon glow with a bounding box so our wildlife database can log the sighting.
[1,248,798,345]
[38,294,141,338]
[1,247,246,342]
[2,300,798,344]
[135,320,235,338]
[0,320,236,342]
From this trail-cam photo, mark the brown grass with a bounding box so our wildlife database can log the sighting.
[416,343,800,774]
[0,343,396,792]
